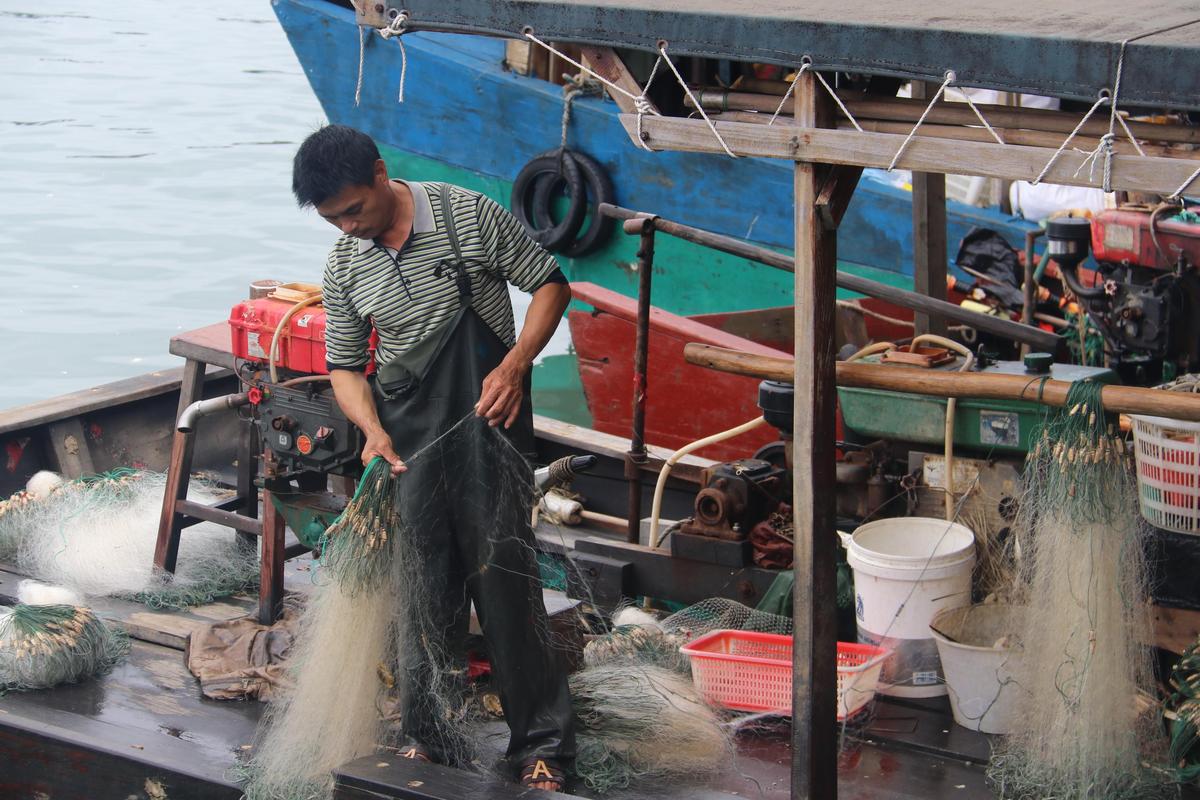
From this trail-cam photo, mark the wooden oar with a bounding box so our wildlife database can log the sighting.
[683,342,1200,422]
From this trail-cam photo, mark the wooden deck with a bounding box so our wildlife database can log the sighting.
[0,549,1002,800]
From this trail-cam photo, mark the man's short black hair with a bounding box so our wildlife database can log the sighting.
[292,124,382,208]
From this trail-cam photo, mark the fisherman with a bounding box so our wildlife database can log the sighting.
[292,124,574,792]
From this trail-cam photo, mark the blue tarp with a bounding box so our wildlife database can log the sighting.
[387,0,1200,110]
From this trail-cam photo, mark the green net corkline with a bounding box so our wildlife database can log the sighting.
[0,603,130,692]
[316,457,400,595]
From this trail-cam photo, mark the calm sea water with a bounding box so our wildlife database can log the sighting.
[0,1,557,412]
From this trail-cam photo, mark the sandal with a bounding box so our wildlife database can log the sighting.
[518,757,566,792]
[398,743,434,763]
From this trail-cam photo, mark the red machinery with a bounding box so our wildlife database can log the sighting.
[1054,206,1200,385]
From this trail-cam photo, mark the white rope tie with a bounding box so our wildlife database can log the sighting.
[656,42,738,158]
[767,61,864,132]
[523,30,663,151]
[378,12,409,103]
[1171,165,1200,201]
[355,25,367,107]
[958,91,1005,145]
[1031,94,1109,185]
[633,54,664,151]
[887,71,955,171]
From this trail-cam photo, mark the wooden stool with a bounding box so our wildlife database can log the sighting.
[153,326,298,625]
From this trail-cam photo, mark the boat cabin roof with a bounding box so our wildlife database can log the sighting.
[391,0,1200,110]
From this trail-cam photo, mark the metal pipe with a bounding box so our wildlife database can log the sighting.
[177,392,251,433]
[1022,228,1045,357]
[599,203,1063,353]
[625,215,657,544]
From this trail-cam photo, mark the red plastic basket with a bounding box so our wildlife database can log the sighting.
[679,630,890,719]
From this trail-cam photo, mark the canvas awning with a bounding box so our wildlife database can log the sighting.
[388,0,1200,110]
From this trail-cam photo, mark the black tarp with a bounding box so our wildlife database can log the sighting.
[388,0,1200,110]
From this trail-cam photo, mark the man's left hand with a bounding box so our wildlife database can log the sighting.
[476,358,529,428]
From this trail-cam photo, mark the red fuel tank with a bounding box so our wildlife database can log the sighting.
[229,298,376,374]
[1091,207,1200,271]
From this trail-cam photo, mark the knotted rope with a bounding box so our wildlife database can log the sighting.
[354,11,410,106]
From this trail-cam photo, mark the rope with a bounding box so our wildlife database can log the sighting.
[656,42,738,158]
[353,13,409,106]
[768,61,864,132]
[559,74,601,150]
[1172,165,1200,201]
[522,30,663,152]
[957,90,1005,145]
[378,12,409,104]
[634,54,664,152]
[355,25,367,107]
[1031,94,1109,185]
[886,71,955,172]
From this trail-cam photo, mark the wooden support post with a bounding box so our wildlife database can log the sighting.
[791,72,839,800]
[153,358,206,574]
[236,416,260,550]
[911,82,948,337]
[259,453,286,626]
[626,217,656,544]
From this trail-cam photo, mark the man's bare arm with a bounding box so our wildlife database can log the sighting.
[476,281,571,428]
[329,368,406,473]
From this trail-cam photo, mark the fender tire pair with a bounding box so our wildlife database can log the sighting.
[511,148,614,257]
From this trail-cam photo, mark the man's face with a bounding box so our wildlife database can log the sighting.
[315,160,394,240]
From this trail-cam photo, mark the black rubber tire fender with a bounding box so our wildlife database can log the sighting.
[510,150,586,252]
[531,149,615,258]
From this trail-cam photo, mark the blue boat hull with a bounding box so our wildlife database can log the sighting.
[273,0,1037,312]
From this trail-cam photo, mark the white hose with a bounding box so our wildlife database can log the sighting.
[268,294,324,383]
[910,334,975,520]
[648,416,768,549]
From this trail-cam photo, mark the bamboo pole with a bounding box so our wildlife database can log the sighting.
[683,343,1200,422]
[722,113,1193,160]
[691,89,1200,146]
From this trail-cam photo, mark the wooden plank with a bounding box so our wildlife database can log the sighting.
[618,114,1200,196]
[154,359,206,575]
[791,72,839,800]
[911,81,948,338]
[579,47,655,116]
[533,413,715,484]
[169,322,237,370]
[0,368,196,436]
[46,417,95,479]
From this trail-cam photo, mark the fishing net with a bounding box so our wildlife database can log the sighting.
[241,413,734,799]
[1165,636,1200,785]
[570,663,731,794]
[988,381,1171,799]
[0,603,130,692]
[0,469,259,609]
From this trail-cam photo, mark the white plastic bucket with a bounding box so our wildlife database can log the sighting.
[846,517,975,698]
[930,605,1023,734]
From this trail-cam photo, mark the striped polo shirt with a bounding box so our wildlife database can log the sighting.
[321,181,560,370]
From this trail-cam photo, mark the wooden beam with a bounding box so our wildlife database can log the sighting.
[791,71,839,800]
[580,47,656,115]
[911,82,948,337]
[617,114,1200,196]
[815,165,863,231]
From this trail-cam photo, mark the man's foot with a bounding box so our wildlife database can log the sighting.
[518,757,566,793]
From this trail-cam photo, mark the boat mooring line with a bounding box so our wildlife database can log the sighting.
[355,11,409,107]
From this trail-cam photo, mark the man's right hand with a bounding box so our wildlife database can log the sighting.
[362,430,406,474]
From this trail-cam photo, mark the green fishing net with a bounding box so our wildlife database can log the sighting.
[0,603,130,692]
